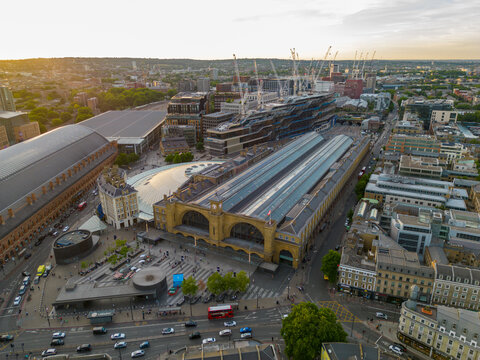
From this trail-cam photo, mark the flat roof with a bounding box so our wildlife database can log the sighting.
[80,110,166,139]
[0,111,27,119]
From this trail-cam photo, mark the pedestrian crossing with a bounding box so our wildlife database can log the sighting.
[73,255,281,304]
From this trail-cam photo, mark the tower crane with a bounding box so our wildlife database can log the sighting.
[269,60,286,99]
[369,50,376,72]
[351,50,358,79]
[360,51,369,79]
[312,45,332,84]
[253,60,262,109]
[233,54,246,116]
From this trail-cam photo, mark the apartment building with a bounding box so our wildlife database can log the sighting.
[432,264,480,311]
[390,211,433,257]
[393,120,424,135]
[399,297,480,360]
[431,110,458,125]
[386,134,441,157]
[398,155,442,179]
[375,248,434,303]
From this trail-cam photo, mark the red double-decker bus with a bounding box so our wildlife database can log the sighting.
[208,305,234,319]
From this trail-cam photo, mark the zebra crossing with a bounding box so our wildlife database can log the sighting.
[73,255,281,302]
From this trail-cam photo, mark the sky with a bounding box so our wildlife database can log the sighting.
[2,0,480,60]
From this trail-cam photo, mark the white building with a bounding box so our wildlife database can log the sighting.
[440,143,467,162]
[360,92,391,111]
[98,167,138,229]
[431,110,458,125]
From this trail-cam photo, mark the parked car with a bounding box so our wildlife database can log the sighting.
[139,341,149,349]
[185,320,197,327]
[230,291,239,301]
[393,343,406,352]
[22,271,30,277]
[0,335,14,342]
[50,339,64,346]
[13,296,21,306]
[111,333,126,340]
[176,297,186,306]
[52,332,66,339]
[219,329,232,336]
[241,332,252,339]
[376,312,388,320]
[131,350,145,358]
[203,294,214,303]
[24,253,32,260]
[202,338,216,344]
[18,285,27,296]
[76,344,92,352]
[389,344,403,355]
[33,276,40,284]
[62,226,70,232]
[41,349,57,357]
[189,332,201,340]
[114,341,127,349]
[240,327,252,334]
[52,231,59,237]
[162,328,174,335]
[224,321,237,327]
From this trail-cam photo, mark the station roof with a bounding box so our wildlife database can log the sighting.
[80,110,166,140]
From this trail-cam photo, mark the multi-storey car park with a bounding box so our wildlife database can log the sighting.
[205,93,335,156]
[154,132,370,268]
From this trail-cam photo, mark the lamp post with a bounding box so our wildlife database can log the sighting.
[130,298,134,321]
[45,307,50,327]
[287,277,290,300]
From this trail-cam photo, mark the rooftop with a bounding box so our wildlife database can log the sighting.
[322,343,380,360]
[376,247,434,278]
[0,110,27,119]
[80,110,166,140]
[54,230,91,248]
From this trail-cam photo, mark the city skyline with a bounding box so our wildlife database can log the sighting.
[2,0,479,61]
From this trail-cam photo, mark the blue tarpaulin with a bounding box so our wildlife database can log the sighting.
[173,273,184,288]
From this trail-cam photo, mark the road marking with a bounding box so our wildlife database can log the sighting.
[375,335,383,345]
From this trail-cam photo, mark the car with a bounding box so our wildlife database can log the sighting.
[240,327,252,334]
[189,332,201,340]
[0,335,14,342]
[63,226,70,232]
[215,292,226,302]
[139,341,150,349]
[42,270,49,278]
[176,297,186,306]
[53,223,60,228]
[389,344,403,355]
[241,332,252,339]
[33,276,40,284]
[376,312,388,320]
[185,320,197,327]
[219,329,232,336]
[52,231,59,237]
[203,294,214,303]
[224,321,237,327]
[18,285,27,295]
[52,332,66,339]
[50,339,64,346]
[111,333,126,340]
[41,349,57,357]
[131,350,145,358]
[76,344,92,352]
[230,291,239,300]
[393,343,406,352]
[13,296,21,306]
[24,253,32,260]
[202,338,216,344]
[168,287,178,296]
[22,271,30,277]
[190,295,201,304]
[114,341,127,349]
[130,266,137,272]
[162,327,175,335]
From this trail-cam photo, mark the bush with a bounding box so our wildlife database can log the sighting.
[51,118,63,127]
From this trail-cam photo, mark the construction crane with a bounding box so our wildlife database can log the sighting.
[312,45,332,84]
[351,50,358,79]
[360,51,369,79]
[253,60,262,109]
[369,50,376,72]
[329,50,339,76]
[233,54,246,116]
[290,48,298,95]
[269,60,286,99]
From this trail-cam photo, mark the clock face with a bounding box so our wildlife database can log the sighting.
[212,204,217,210]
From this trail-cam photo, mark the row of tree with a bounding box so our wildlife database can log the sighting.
[182,271,250,299]
[93,87,177,112]
[114,153,140,166]
[354,172,372,200]
[165,152,194,163]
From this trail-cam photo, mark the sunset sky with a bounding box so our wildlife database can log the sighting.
[3,0,479,60]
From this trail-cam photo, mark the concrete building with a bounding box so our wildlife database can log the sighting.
[376,248,434,303]
[87,97,99,114]
[97,166,138,229]
[360,92,391,111]
[162,124,196,147]
[201,112,235,137]
[196,78,210,92]
[398,155,442,179]
[73,92,88,106]
[154,133,369,268]
[390,210,434,257]
[398,292,480,360]
[0,125,117,263]
[365,174,468,210]
[0,111,33,146]
[159,137,190,156]
[344,79,364,99]
[404,98,454,127]
[0,86,15,112]
[177,80,196,92]
[80,110,165,155]
[385,134,440,157]
[444,210,480,250]
[441,143,468,163]
[392,120,424,135]
[431,110,458,125]
[14,121,40,143]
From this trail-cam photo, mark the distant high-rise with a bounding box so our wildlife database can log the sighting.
[211,68,218,80]
[132,60,137,70]
[197,78,210,92]
[0,86,16,112]
[365,73,377,94]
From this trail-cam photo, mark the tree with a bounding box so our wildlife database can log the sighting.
[182,276,199,316]
[207,272,225,295]
[234,271,250,292]
[223,272,236,291]
[320,250,341,284]
[165,153,174,163]
[196,141,204,151]
[281,302,347,360]
[127,153,139,164]
[51,118,63,127]
[114,153,129,166]
[60,112,72,122]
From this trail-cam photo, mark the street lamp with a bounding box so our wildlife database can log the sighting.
[287,277,291,300]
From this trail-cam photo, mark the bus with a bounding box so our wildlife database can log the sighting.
[36,265,46,277]
[77,201,87,211]
[208,305,234,320]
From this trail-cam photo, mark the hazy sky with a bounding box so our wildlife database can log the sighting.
[3,0,479,60]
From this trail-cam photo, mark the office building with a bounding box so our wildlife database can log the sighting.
[431,110,458,125]
[154,133,369,268]
[444,209,480,249]
[399,291,480,360]
[364,73,377,93]
[97,167,138,229]
[13,122,40,142]
[0,86,15,112]
[205,93,335,156]
[0,125,117,263]
[344,79,364,99]
[166,92,208,139]
[390,209,433,256]
[202,112,235,138]
[159,137,190,156]
[365,174,468,210]
[440,143,467,163]
[385,134,440,157]
[177,80,196,92]
[196,78,210,92]
[398,155,442,179]
[162,124,196,147]
[392,120,424,135]
[0,111,33,146]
